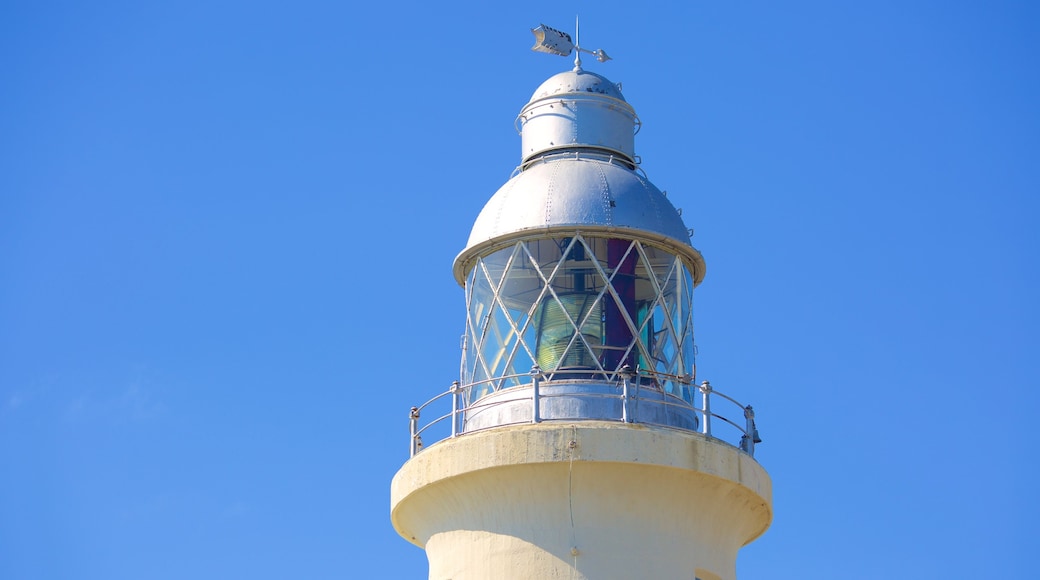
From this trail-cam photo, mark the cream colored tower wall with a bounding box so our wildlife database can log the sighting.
[391,423,772,580]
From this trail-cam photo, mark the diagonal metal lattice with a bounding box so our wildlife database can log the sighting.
[463,235,698,399]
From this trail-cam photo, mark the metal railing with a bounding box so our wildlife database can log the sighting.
[406,368,761,459]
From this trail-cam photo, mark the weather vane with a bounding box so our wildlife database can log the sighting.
[530,17,611,71]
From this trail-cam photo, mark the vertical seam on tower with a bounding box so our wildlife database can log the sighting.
[640,172,663,231]
[568,424,578,577]
[595,162,612,226]
[492,177,516,240]
[546,162,560,225]
[569,99,578,146]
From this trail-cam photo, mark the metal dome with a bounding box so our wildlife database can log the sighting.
[528,69,627,101]
[453,155,704,286]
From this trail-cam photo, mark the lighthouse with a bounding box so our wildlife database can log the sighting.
[391,25,772,580]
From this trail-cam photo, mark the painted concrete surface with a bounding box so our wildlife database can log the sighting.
[391,422,771,580]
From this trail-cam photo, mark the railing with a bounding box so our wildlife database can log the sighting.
[406,368,762,459]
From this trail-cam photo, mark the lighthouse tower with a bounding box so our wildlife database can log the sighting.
[391,27,772,580]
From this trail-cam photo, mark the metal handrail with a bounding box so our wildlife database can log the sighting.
[406,369,760,459]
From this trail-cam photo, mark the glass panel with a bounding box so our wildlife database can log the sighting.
[652,305,675,373]
[679,266,697,403]
[601,239,636,371]
[480,246,516,291]
[483,303,514,378]
[465,264,493,399]
[535,292,602,371]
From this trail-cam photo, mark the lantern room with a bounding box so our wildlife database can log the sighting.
[452,67,706,432]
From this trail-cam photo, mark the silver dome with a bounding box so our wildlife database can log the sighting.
[453,155,704,285]
[528,69,627,102]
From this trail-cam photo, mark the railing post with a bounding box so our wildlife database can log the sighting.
[632,365,641,420]
[530,366,542,423]
[450,381,460,437]
[699,380,712,437]
[742,405,760,457]
[619,365,634,423]
[409,406,420,457]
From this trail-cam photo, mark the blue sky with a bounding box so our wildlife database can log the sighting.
[2,1,1038,578]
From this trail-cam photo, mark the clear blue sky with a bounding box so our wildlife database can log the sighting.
[2,1,1038,578]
